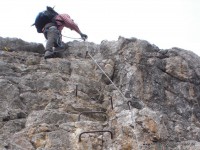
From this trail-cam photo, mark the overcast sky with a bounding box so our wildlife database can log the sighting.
[0,0,200,56]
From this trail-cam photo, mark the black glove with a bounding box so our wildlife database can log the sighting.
[80,33,88,41]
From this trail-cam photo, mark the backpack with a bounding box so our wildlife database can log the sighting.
[33,6,59,33]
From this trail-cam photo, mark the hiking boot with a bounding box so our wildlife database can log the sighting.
[44,50,55,59]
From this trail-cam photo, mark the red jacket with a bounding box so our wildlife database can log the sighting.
[55,14,81,34]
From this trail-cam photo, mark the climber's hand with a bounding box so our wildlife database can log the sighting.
[80,33,88,41]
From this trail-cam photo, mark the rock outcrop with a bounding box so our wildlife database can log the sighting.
[0,36,200,150]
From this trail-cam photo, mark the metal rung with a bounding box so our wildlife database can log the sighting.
[110,96,113,110]
[79,130,113,142]
[78,111,108,121]
[75,84,78,97]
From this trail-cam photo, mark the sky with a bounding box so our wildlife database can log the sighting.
[0,0,200,56]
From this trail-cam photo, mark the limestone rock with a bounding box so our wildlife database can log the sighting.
[0,37,200,149]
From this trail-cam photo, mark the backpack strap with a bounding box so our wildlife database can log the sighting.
[44,22,57,30]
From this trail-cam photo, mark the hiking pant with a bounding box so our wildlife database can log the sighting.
[44,25,62,52]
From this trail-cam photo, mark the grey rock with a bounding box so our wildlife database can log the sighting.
[0,37,200,149]
[0,37,44,53]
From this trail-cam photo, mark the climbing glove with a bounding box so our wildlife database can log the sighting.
[80,33,88,41]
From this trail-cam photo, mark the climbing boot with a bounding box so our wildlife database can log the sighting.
[44,50,55,59]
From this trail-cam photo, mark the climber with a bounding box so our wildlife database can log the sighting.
[32,6,88,59]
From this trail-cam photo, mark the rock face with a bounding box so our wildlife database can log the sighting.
[0,36,200,150]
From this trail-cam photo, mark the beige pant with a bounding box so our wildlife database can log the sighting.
[45,26,61,51]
